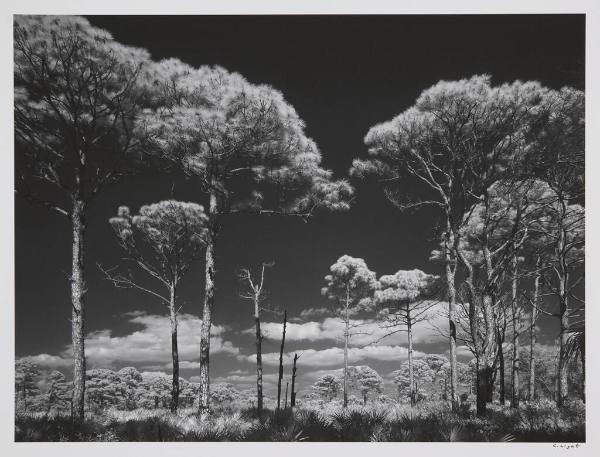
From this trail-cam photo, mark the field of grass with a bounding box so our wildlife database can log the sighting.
[15,399,585,442]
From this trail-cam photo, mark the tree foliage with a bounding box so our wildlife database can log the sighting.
[14,15,151,210]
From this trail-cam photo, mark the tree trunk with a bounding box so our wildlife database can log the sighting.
[284,381,289,408]
[21,383,27,412]
[407,307,415,407]
[580,343,585,403]
[497,327,505,405]
[445,227,460,411]
[277,310,287,410]
[463,257,494,416]
[70,196,86,421]
[169,284,179,412]
[529,258,540,401]
[199,191,218,414]
[511,252,520,409]
[291,353,298,408]
[343,296,350,408]
[557,214,570,407]
[255,307,263,414]
[557,305,570,406]
[481,291,496,411]
[476,356,493,416]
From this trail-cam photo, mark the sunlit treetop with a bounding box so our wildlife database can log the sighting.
[351,75,569,219]
[109,200,208,282]
[520,86,585,198]
[14,15,152,202]
[321,255,378,314]
[139,58,353,215]
[375,269,438,305]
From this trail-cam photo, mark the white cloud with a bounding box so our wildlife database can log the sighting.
[22,312,239,370]
[238,345,425,367]
[248,303,448,347]
[299,307,332,319]
[213,371,279,385]
[19,354,71,369]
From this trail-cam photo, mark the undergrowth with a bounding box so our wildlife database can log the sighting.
[15,400,585,442]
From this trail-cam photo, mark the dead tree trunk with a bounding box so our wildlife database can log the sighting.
[284,381,289,409]
[169,284,180,412]
[71,196,86,421]
[277,310,287,410]
[199,191,218,414]
[291,353,299,408]
[255,310,263,414]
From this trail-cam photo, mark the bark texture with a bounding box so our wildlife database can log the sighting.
[445,233,460,411]
[71,197,86,421]
[290,353,298,407]
[343,291,350,408]
[199,191,218,413]
[255,313,263,413]
[277,310,287,409]
[169,285,179,412]
[511,253,520,408]
[529,261,540,401]
[407,306,415,407]
[557,214,570,407]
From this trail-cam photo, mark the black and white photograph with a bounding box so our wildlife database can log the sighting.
[3,0,599,451]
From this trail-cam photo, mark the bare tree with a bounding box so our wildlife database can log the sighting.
[104,200,208,411]
[277,310,288,410]
[239,262,275,415]
[290,353,300,408]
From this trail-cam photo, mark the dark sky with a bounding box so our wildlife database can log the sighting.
[15,15,584,394]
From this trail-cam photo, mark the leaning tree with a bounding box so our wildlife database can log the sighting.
[14,15,151,420]
[375,269,438,406]
[139,59,353,412]
[322,255,378,408]
[105,200,208,411]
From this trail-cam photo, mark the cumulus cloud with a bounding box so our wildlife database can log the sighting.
[21,312,239,370]
[19,353,71,369]
[213,371,279,385]
[248,303,447,347]
[238,345,425,367]
[299,307,332,319]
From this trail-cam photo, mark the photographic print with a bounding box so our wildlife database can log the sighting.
[10,8,589,445]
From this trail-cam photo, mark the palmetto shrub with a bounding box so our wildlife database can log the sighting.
[15,399,585,442]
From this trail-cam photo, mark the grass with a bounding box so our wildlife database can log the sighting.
[15,399,585,442]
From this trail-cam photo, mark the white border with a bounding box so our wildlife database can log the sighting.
[1,1,599,456]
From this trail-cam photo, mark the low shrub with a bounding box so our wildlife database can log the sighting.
[15,399,585,442]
